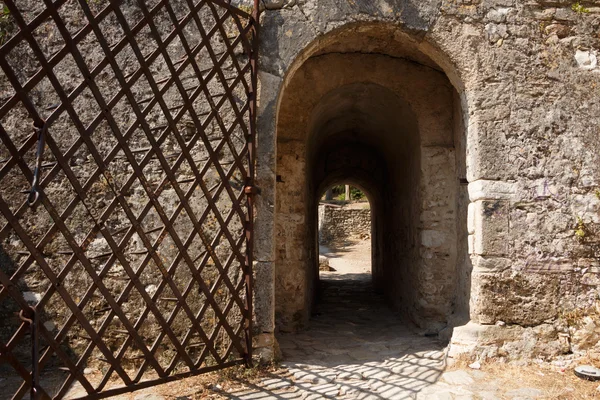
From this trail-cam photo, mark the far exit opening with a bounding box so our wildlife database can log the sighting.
[317,184,372,281]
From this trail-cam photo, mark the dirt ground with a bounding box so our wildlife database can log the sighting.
[319,239,372,275]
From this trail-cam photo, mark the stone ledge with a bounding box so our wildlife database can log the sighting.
[448,321,570,361]
[471,255,512,272]
[468,180,516,202]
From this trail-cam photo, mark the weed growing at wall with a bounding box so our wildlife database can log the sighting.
[0,5,12,45]
[575,217,587,242]
[571,2,590,13]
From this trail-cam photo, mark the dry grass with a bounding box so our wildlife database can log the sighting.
[148,363,279,399]
[486,362,599,399]
[67,363,278,399]
[449,356,600,400]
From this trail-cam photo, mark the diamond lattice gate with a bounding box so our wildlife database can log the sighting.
[0,0,259,398]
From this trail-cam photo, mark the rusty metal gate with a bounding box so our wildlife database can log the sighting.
[0,0,259,398]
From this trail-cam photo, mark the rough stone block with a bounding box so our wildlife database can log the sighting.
[470,271,559,325]
[253,332,274,348]
[421,147,456,202]
[465,119,516,181]
[254,71,283,262]
[571,316,600,352]
[421,230,447,248]
[253,261,275,332]
[472,200,510,256]
[571,193,600,224]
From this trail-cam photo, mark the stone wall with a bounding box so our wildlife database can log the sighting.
[252,0,600,362]
[318,205,371,244]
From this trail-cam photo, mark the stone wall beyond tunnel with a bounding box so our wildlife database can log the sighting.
[318,205,372,245]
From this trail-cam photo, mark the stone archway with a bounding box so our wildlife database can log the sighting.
[271,23,470,334]
[242,0,600,373]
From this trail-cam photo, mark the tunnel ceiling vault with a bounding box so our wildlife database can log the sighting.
[314,142,387,203]
[281,22,464,90]
[308,83,419,158]
[308,82,420,197]
[276,51,455,150]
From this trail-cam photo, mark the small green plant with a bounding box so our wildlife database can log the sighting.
[595,189,600,200]
[0,4,11,45]
[575,216,587,241]
[350,186,365,200]
[572,2,590,13]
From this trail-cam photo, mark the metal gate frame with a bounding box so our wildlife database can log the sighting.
[0,0,259,398]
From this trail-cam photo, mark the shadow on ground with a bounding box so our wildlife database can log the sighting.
[319,241,364,258]
[224,276,446,399]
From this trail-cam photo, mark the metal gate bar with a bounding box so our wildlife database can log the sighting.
[0,0,259,398]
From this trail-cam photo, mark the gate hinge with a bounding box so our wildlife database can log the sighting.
[244,185,260,196]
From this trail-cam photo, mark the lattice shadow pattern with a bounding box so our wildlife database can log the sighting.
[0,0,258,398]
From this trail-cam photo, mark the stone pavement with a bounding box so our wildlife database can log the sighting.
[224,273,548,400]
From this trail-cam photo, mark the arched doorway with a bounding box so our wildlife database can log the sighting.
[273,23,470,335]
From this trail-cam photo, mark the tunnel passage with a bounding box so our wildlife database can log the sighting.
[309,83,419,297]
[274,24,469,334]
